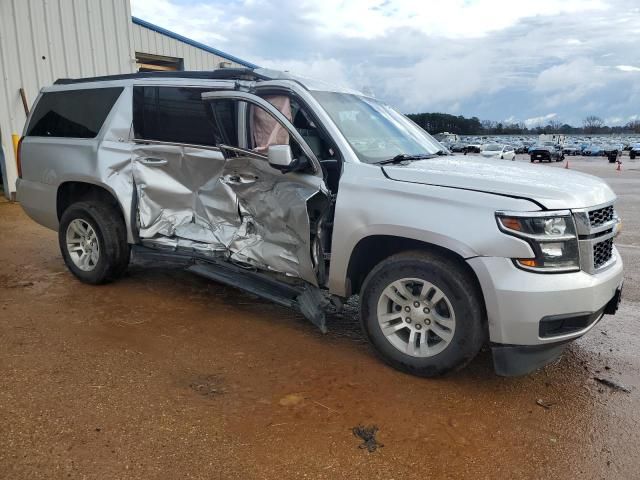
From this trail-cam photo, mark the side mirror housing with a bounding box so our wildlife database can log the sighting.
[267,144,308,173]
[268,144,294,170]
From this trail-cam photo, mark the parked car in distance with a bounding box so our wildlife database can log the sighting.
[465,143,481,153]
[583,144,605,156]
[480,144,516,160]
[630,143,640,159]
[562,145,581,156]
[530,142,563,162]
[16,68,624,378]
[449,142,467,153]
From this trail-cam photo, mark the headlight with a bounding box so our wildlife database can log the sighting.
[496,211,580,273]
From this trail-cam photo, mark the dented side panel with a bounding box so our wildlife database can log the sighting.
[133,143,327,285]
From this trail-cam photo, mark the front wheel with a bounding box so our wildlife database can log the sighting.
[59,201,130,284]
[360,251,485,377]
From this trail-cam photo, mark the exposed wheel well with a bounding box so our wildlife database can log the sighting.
[346,235,482,299]
[57,182,123,222]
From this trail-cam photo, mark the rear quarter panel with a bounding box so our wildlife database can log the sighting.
[17,86,134,240]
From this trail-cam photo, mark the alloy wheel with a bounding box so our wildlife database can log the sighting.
[376,278,456,357]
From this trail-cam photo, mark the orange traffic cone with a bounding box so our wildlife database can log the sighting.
[565,159,569,169]
[616,161,622,172]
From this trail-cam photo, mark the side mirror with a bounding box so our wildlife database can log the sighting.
[268,144,294,170]
[267,144,308,173]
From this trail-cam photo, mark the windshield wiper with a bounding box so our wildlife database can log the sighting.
[376,153,437,165]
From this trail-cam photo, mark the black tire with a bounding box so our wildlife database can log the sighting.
[58,201,130,284]
[360,251,485,377]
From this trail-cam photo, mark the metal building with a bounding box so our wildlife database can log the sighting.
[0,0,256,200]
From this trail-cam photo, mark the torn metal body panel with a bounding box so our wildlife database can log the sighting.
[133,142,328,286]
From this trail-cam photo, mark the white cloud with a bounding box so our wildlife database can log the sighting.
[533,59,614,107]
[131,0,238,43]
[524,113,557,127]
[253,57,355,90]
[294,0,608,39]
[616,65,640,72]
[130,0,640,124]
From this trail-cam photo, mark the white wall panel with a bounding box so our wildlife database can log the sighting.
[0,0,136,197]
[0,2,255,198]
[131,23,247,71]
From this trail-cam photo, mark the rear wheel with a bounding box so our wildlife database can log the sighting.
[360,251,485,377]
[58,201,130,284]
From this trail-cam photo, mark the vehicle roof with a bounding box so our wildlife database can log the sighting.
[53,68,266,85]
[49,67,365,96]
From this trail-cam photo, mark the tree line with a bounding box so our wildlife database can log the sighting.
[406,112,640,136]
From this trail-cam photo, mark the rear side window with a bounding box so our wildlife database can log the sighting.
[27,87,123,138]
[133,86,234,146]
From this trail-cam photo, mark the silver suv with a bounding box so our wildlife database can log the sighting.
[16,68,624,376]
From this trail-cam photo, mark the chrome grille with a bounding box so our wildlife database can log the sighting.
[588,205,614,227]
[574,203,617,274]
[593,238,614,269]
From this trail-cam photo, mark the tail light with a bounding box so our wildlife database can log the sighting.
[16,136,24,178]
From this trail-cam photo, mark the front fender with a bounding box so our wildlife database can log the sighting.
[327,163,539,297]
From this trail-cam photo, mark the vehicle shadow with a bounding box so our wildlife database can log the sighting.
[124,261,598,393]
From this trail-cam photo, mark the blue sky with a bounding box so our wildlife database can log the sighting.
[131,0,640,126]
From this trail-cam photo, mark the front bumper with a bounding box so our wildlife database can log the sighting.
[468,252,623,374]
[491,286,621,376]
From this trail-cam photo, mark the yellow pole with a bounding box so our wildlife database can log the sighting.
[12,134,20,181]
[12,133,20,161]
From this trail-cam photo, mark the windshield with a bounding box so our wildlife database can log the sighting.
[484,144,502,151]
[311,91,443,163]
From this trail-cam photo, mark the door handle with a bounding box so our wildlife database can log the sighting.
[139,156,168,166]
[224,174,258,184]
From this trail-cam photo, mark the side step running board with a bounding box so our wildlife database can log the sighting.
[132,246,328,332]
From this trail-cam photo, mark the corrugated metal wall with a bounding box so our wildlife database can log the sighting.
[0,0,136,198]
[131,23,245,70]
[0,1,254,199]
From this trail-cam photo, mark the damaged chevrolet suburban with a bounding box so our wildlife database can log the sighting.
[17,68,623,376]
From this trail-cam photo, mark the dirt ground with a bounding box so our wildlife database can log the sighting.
[1,155,639,479]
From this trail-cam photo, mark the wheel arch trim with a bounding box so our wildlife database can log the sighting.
[56,179,131,241]
[331,226,478,297]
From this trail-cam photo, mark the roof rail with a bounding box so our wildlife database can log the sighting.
[54,68,271,85]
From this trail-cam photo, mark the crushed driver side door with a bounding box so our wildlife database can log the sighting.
[200,90,331,287]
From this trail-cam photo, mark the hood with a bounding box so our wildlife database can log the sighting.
[382,155,616,209]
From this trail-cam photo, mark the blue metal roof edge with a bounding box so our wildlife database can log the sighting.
[132,16,259,69]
